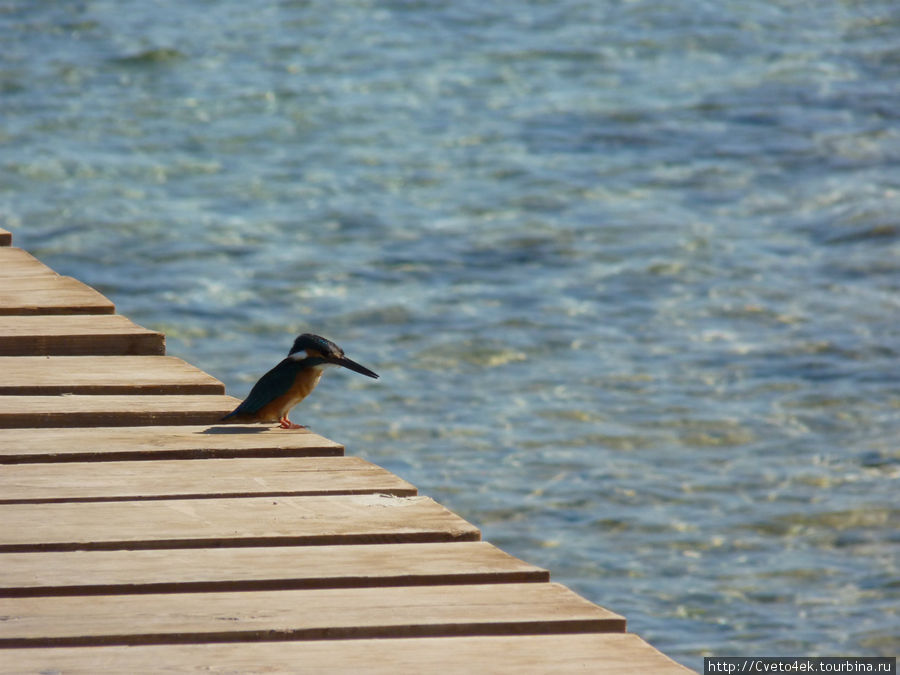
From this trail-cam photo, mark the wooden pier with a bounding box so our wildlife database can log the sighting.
[0,229,692,673]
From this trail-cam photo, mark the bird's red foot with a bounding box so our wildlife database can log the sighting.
[278,416,306,430]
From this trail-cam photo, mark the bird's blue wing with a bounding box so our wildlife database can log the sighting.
[224,359,302,417]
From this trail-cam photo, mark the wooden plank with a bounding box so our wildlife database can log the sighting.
[0,394,241,428]
[0,356,224,395]
[0,494,481,552]
[0,425,343,463]
[0,582,624,647]
[0,456,417,503]
[0,634,694,674]
[0,248,56,276]
[0,228,10,246]
[0,542,548,596]
[0,315,165,355]
[0,276,114,315]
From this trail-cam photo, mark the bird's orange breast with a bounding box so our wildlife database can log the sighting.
[255,367,324,421]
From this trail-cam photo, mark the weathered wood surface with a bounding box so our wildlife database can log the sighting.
[0,634,694,674]
[0,494,481,552]
[0,355,224,395]
[0,248,57,277]
[0,394,240,428]
[0,582,624,647]
[0,228,10,246]
[0,425,343,463]
[0,276,114,315]
[0,542,548,596]
[0,456,417,503]
[0,315,165,355]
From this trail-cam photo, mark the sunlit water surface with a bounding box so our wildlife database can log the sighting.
[3,1,899,668]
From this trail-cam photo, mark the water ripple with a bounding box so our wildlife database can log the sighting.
[4,0,900,668]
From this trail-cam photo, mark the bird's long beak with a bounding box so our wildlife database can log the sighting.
[332,356,379,379]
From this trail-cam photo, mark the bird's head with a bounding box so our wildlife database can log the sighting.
[288,333,379,379]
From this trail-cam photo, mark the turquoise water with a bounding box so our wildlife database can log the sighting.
[3,1,899,667]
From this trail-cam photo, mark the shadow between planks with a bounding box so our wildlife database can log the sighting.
[0,355,225,395]
[0,425,344,463]
[0,456,419,503]
[0,582,625,648]
[0,394,241,428]
[0,315,165,355]
[0,634,695,674]
[0,494,482,553]
[0,542,549,597]
[0,275,115,315]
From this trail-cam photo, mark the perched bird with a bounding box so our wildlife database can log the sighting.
[222,333,379,429]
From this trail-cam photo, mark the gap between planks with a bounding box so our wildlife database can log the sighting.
[0,542,549,597]
[0,394,241,428]
[0,276,115,315]
[0,582,626,648]
[0,456,417,503]
[0,425,343,463]
[0,634,695,674]
[0,315,165,356]
[0,494,481,552]
[0,356,224,395]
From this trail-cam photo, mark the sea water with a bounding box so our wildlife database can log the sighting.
[2,1,898,668]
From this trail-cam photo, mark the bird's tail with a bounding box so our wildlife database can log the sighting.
[220,407,243,422]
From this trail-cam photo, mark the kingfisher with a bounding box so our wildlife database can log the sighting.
[221,333,379,429]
